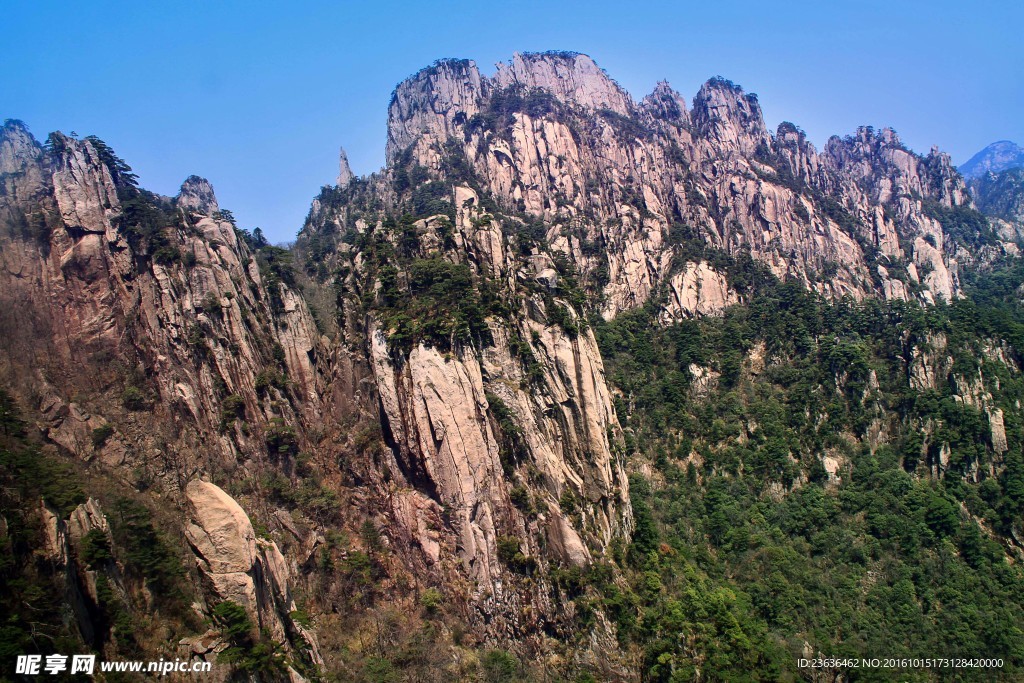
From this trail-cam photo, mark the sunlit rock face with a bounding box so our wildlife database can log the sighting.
[295,50,1007,634]
[0,48,1011,667]
[379,52,981,321]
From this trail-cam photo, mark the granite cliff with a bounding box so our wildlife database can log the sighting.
[370,52,1009,319]
[0,111,634,676]
[1,50,1022,681]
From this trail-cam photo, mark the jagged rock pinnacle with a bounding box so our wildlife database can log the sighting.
[176,175,219,215]
[337,146,354,186]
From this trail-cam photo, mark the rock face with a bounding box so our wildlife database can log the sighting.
[0,120,332,670]
[989,408,1008,454]
[971,168,1024,225]
[493,52,634,115]
[3,50,1022,674]
[312,180,633,614]
[38,498,127,651]
[299,51,1019,637]
[185,480,259,579]
[336,146,354,186]
[0,121,326,473]
[184,480,321,666]
[660,261,738,323]
[904,331,1019,479]
[176,175,220,215]
[375,52,998,318]
[0,115,632,658]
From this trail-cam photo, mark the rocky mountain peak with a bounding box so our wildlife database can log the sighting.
[921,147,967,207]
[386,58,485,162]
[2,118,31,135]
[925,144,960,177]
[640,80,689,123]
[43,133,122,235]
[366,53,988,311]
[176,174,219,215]
[1,119,43,177]
[824,126,903,167]
[492,51,634,115]
[774,121,809,147]
[336,146,354,186]
[691,76,769,154]
[1,119,38,149]
[822,126,968,209]
[873,125,900,146]
[4,46,1024,679]
[386,52,638,164]
[959,140,1024,180]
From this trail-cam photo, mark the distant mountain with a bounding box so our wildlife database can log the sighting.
[960,140,1024,179]
[970,167,1024,223]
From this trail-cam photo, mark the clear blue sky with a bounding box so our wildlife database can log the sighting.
[4,0,1022,242]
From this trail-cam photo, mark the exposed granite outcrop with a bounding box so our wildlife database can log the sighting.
[0,120,331,671]
[375,52,987,318]
[176,175,220,215]
[184,480,322,670]
[336,146,354,186]
[3,48,1021,673]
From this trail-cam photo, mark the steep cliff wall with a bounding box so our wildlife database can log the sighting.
[2,49,1020,681]
[0,112,636,673]
[305,179,633,633]
[373,52,1005,321]
[0,121,331,674]
[0,123,326,471]
[295,51,1022,655]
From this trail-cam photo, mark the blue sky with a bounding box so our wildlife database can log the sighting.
[4,0,1022,242]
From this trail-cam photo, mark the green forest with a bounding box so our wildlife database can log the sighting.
[586,258,1024,681]
[300,149,1024,681]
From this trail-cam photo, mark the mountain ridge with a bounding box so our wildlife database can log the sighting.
[960,140,1024,179]
[317,50,1013,322]
[2,50,1024,681]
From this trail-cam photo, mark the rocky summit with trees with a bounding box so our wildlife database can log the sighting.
[1,51,1023,681]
